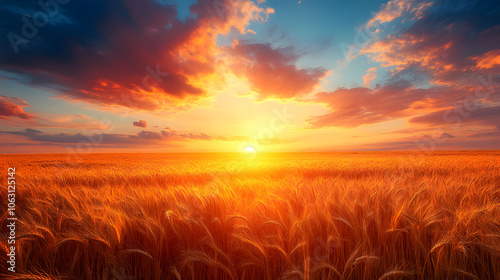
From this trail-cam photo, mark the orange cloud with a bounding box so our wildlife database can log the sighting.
[474,49,500,69]
[306,80,479,128]
[307,85,417,128]
[360,34,449,73]
[0,95,34,120]
[365,0,432,28]
[366,0,412,27]
[227,43,328,99]
[362,67,378,87]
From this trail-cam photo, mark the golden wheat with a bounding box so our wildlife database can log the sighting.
[0,151,499,279]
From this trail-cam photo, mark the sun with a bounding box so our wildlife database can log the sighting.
[244,145,257,153]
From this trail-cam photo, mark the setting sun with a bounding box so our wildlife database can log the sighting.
[243,145,257,153]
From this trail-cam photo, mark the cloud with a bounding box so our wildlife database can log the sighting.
[307,80,429,128]
[0,127,285,148]
[309,0,500,129]
[427,132,454,139]
[0,128,190,146]
[362,67,378,87]
[307,77,498,129]
[366,0,417,27]
[133,120,148,128]
[360,0,500,86]
[473,49,500,70]
[353,132,500,151]
[0,0,273,111]
[137,130,164,140]
[227,43,328,99]
[1,111,111,130]
[467,129,500,138]
[354,138,500,151]
[409,105,500,128]
[179,132,213,140]
[0,95,34,120]
[1,128,140,145]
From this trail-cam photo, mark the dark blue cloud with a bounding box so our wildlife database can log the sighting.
[0,0,251,110]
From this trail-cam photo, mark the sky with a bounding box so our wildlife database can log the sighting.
[0,0,499,153]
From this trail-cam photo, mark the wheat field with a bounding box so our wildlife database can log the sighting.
[1,151,500,280]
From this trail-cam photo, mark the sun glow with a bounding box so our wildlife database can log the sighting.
[244,145,257,153]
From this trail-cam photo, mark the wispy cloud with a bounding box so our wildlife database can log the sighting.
[362,67,378,87]
[0,95,34,120]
